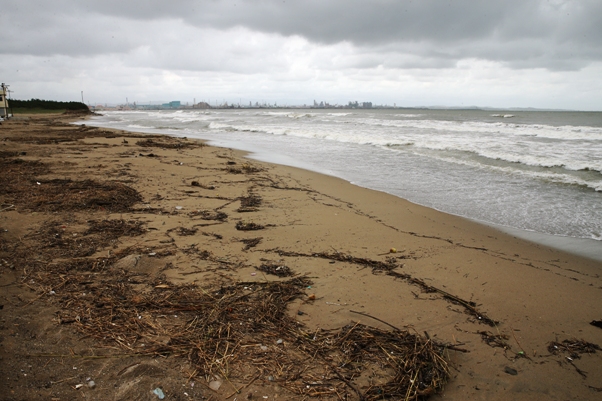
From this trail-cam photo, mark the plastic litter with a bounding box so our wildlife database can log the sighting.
[153,388,165,399]
[209,379,222,391]
[504,366,518,376]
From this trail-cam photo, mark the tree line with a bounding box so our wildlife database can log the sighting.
[9,98,89,110]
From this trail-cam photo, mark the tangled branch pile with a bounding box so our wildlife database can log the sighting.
[25,256,450,399]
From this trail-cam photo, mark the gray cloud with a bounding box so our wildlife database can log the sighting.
[1,0,601,109]
[2,0,601,70]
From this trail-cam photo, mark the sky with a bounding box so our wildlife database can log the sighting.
[1,0,601,110]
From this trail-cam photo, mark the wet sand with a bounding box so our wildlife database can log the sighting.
[1,113,601,400]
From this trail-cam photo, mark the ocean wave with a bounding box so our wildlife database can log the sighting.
[126,124,152,129]
[343,117,602,141]
[403,148,602,192]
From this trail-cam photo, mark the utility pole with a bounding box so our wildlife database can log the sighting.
[81,91,84,103]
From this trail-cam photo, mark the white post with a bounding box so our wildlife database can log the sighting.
[1,83,9,119]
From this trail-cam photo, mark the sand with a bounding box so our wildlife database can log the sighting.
[1,112,601,400]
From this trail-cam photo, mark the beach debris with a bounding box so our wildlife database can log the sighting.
[257,262,293,277]
[175,227,198,236]
[189,210,228,221]
[209,378,223,391]
[548,339,601,378]
[136,138,197,149]
[240,237,263,250]
[0,160,142,211]
[189,180,216,189]
[504,366,518,375]
[267,248,498,326]
[590,320,602,329]
[201,231,223,239]
[152,388,165,399]
[236,221,265,231]
[547,339,601,357]
[85,219,146,237]
[226,163,264,174]
[237,193,262,212]
[11,241,452,401]
[390,247,397,253]
[478,331,511,349]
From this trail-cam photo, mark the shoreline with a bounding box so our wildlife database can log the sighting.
[2,113,602,400]
[80,116,602,263]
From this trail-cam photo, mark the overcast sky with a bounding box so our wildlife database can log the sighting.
[1,0,601,110]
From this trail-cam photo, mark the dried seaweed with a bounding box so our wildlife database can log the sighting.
[240,237,263,250]
[136,138,199,149]
[548,339,601,357]
[240,194,262,207]
[85,219,146,237]
[547,339,600,378]
[270,249,398,271]
[238,193,262,212]
[236,221,265,231]
[258,263,293,277]
[189,210,228,221]
[4,211,452,400]
[226,163,264,174]
[176,227,198,236]
[29,262,450,400]
[478,331,510,349]
[201,231,223,240]
[2,174,142,212]
[266,249,497,326]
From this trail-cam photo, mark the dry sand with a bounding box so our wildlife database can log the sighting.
[1,112,601,400]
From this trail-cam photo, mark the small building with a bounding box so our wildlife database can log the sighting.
[161,101,181,109]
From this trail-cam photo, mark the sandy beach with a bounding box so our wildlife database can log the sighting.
[1,112,601,400]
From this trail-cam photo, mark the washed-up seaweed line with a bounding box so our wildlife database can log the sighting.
[28,255,450,400]
[265,249,497,326]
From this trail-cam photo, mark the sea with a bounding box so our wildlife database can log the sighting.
[82,108,602,261]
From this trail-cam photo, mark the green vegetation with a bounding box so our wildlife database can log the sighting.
[8,99,89,111]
